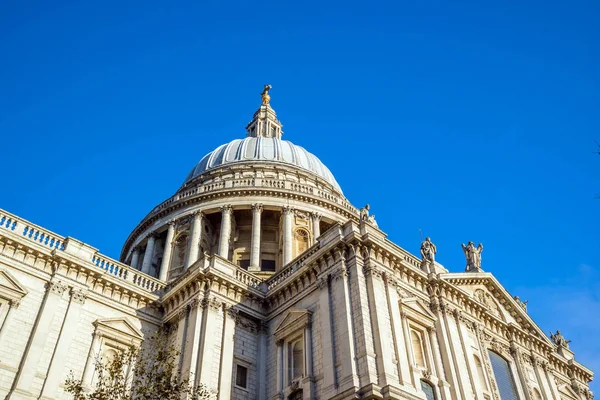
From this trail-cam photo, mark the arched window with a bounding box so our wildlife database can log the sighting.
[488,350,519,400]
[474,354,488,390]
[532,389,542,400]
[294,229,310,257]
[420,380,436,400]
[411,330,426,367]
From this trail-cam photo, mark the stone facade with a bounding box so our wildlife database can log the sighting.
[0,90,594,400]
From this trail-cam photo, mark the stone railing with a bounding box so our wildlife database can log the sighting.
[0,210,66,252]
[0,209,165,295]
[266,243,321,291]
[91,252,166,293]
[234,267,265,292]
[385,240,423,270]
[149,175,358,217]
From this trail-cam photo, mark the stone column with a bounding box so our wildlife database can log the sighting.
[311,212,321,244]
[130,247,140,269]
[9,280,69,398]
[186,212,203,270]
[218,205,233,259]
[249,204,263,271]
[282,206,293,266]
[39,288,87,400]
[141,233,156,275]
[160,221,176,280]
[218,307,237,400]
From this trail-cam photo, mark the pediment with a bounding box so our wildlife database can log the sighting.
[0,269,28,303]
[93,317,144,343]
[557,383,579,399]
[274,309,311,340]
[442,273,551,343]
[400,297,436,322]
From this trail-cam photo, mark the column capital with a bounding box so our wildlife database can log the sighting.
[220,205,233,215]
[191,211,204,219]
[282,205,295,215]
[252,203,264,213]
[167,219,177,227]
[47,280,68,296]
[311,212,322,220]
[146,232,158,240]
[70,288,88,304]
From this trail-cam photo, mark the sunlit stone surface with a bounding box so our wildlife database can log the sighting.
[0,88,593,400]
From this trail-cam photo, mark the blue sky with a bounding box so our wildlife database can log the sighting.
[1,0,598,392]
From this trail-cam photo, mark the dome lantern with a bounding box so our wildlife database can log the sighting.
[245,84,283,139]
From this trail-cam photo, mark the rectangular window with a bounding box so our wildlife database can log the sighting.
[236,364,248,388]
[239,260,250,270]
[261,259,276,271]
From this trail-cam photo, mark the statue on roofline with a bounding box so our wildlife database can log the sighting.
[550,330,571,349]
[513,295,528,312]
[462,241,483,272]
[420,237,437,263]
[359,204,378,227]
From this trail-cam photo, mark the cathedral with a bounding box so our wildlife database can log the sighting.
[0,86,593,400]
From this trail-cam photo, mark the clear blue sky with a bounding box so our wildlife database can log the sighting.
[1,0,598,391]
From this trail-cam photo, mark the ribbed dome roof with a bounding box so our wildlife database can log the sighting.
[184,137,342,192]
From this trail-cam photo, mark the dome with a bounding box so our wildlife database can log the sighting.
[184,137,343,193]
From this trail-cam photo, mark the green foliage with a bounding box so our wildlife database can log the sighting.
[65,331,213,400]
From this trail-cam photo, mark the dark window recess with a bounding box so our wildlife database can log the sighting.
[288,390,303,400]
[239,260,250,270]
[421,380,436,400]
[261,259,276,271]
[236,365,248,388]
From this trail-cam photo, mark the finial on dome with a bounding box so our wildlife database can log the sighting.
[246,85,283,139]
[261,84,272,105]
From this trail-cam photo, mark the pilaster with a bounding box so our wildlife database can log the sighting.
[39,287,88,400]
[329,249,359,391]
[9,279,69,399]
[217,306,237,400]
